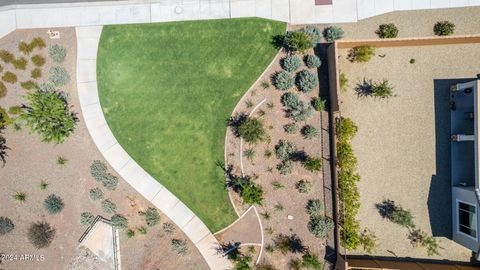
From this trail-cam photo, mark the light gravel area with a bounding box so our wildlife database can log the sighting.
[0,28,208,270]
[292,6,480,40]
[338,44,480,261]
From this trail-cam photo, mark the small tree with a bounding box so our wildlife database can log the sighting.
[238,117,266,144]
[0,217,14,235]
[111,214,128,230]
[284,31,313,53]
[376,23,399,38]
[323,26,344,42]
[273,71,294,91]
[348,45,375,63]
[308,216,334,239]
[28,221,55,248]
[140,207,161,227]
[281,55,301,72]
[434,21,455,36]
[44,194,64,214]
[304,157,322,172]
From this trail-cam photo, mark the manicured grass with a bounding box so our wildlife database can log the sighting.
[97,18,286,231]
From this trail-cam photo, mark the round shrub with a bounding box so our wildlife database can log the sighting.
[312,97,326,111]
[28,221,55,248]
[275,139,297,160]
[111,214,128,230]
[0,50,14,63]
[348,45,375,63]
[296,180,312,194]
[281,92,301,109]
[284,31,313,53]
[274,71,294,91]
[44,194,64,214]
[302,125,320,139]
[290,101,314,122]
[31,68,42,79]
[101,199,117,214]
[277,160,294,175]
[80,212,95,226]
[323,26,344,42]
[12,57,28,70]
[302,25,322,45]
[238,117,266,144]
[31,55,46,67]
[0,82,6,98]
[284,122,299,134]
[141,207,161,227]
[376,23,398,38]
[171,239,188,256]
[240,183,264,205]
[305,55,321,69]
[48,66,70,86]
[48,44,67,63]
[297,70,318,93]
[21,80,37,90]
[2,71,17,84]
[306,199,323,217]
[89,187,104,201]
[304,157,322,172]
[31,37,46,49]
[434,21,455,36]
[163,222,175,235]
[281,55,301,72]
[308,216,334,239]
[18,41,33,55]
[0,216,14,235]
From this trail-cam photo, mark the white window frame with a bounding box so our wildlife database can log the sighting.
[457,199,478,240]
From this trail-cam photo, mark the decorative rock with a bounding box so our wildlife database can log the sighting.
[287,215,294,220]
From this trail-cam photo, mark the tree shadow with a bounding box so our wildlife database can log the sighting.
[271,34,285,50]
[375,199,396,219]
[216,241,242,260]
[354,79,373,98]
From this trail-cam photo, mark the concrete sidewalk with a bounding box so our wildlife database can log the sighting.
[76,25,232,270]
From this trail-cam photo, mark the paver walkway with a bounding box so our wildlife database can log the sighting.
[75,25,232,270]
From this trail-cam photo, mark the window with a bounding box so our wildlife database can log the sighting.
[458,201,477,238]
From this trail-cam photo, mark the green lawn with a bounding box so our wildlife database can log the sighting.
[97,18,286,231]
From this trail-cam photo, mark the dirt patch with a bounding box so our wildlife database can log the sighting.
[0,28,208,270]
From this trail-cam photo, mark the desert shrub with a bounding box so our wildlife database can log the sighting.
[31,55,46,67]
[90,160,118,190]
[37,82,55,92]
[13,191,26,203]
[12,57,28,70]
[273,71,294,91]
[359,228,377,254]
[271,181,284,189]
[348,45,375,63]
[238,117,265,144]
[21,80,37,90]
[336,117,358,141]
[410,58,416,64]
[39,180,48,190]
[261,80,270,89]
[284,122,299,134]
[31,37,46,49]
[48,44,67,63]
[281,92,301,109]
[376,23,398,38]
[308,216,334,239]
[281,55,301,72]
[372,79,394,99]
[277,160,294,175]
[256,262,276,270]
[140,207,161,227]
[110,214,128,230]
[323,26,344,42]
[275,140,297,160]
[20,89,76,144]
[285,31,313,53]
[302,125,319,139]
[241,183,264,205]
[126,229,135,238]
[0,217,14,235]
[44,194,64,214]
[31,68,42,79]
[302,252,322,270]
[305,54,321,69]
[19,41,33,55]
[297,70,318,93]
[137,226,147,235]
[101,199,117,214]
[306,199,323,217]
[0,82,6,98]
[375,199,414,228]
[0,50,14,63]
[89,187,104,200]
[8,106,22,115]
[162,222,175,235]
[244,148,255,161]
[289,101,314,122]
[2,72,17,84]
[49,66,70,86]
[434,21,455,36]
[171,239,188,256]
[408,229,440,256]
[28,221,55,248]
[296,180,312,193]
[57,156,67,165]
[80,212,95,226]
[302,25,322,45]
[311,97,326,111]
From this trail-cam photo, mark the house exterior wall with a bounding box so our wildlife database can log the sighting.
[452,186,480,251]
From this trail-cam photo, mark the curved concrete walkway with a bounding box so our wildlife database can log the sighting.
[75,25,232,270]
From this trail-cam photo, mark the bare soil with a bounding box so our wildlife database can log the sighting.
[0,28,208,270]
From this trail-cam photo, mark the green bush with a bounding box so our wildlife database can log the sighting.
[13,191,26,203]
[376,23,398,38]
[20,89,76,144]
[302,125,319,139]
[140,207,161,227]
[244,148,255,161]
[305,55,321,69]
[284,122,299,134]
[302,25,322,45]
[8,106,22,115]
[48,44,67,63]
[240,183,264,205]
[31,55,46,67]
[281,55,301,72]
[311,97,326,111]
[275,140,297,160]
[44,194,64,214]
[304,157,322,172]
[277,160,294,175]
[296,180,312,194]
[126,229,135,238]
[80,212,95,226]
[339,72,348,92]
[111,214,128,230]
[12,57,28,70]
[390,207,414,228]
[308,216,334,239]
[0,82,6,98]
[273,71,294,91]
[31,37,46,49]
[372,79,394,99]
[89,187,104,201]
[306,199,323,217]
[2,71,17,84]
[285,31,313,53]
[101,199,117,214]
[137,226,147,235]
[0,50,14,63]
[19,41,33,55]
[0,216,14,235]
[434,21,455,36]
[21,80,37,90]
[297,70,318,93]
[171,239,188,256]
[49,66,70,86]
[281,92,301,109]
[289,101,314,122]
[31,68,42,79]
[359,228,377,254]
[28,221,55,248]
[348,45,375,63]
[302,252,322,270]
[323,26,344,42]
[336,117,358,141]
[238,117,266,144]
